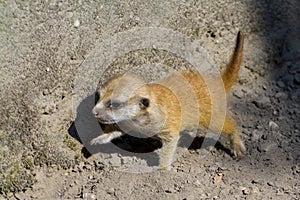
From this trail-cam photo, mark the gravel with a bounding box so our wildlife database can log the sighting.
[1,0,299,199]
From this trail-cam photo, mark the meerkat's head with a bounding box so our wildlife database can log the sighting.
[92,73,151,124]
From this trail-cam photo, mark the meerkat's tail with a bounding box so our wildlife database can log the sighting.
[221,31,244,92]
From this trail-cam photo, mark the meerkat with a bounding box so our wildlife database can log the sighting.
[91,32,246,170]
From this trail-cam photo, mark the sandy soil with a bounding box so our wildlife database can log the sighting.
[0,0,299,199]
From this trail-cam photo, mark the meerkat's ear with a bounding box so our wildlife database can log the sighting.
[140,97,150,109]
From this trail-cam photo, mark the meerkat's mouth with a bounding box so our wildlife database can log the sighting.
[94,115,116,124]
[97,118,115,124]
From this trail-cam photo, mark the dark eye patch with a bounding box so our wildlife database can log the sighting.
[140,98,150,108]
[106,100,124,109]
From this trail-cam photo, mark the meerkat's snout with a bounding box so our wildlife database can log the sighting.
[92,102,114,124]
[92,103,101,117]
[92,95,152,125]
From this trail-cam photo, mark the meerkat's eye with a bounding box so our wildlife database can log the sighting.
[106,100,123,109]
[140,98,150,108]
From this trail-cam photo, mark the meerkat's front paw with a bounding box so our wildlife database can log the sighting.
[90,136,107,145]
[232,140,246,158]
[90,131,123,145]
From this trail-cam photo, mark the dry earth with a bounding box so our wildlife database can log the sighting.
[0,0,299,199]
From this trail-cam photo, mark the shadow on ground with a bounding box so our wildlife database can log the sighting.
[253,0,300,160]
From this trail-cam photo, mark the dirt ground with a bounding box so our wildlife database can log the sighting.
[0,0,299,199]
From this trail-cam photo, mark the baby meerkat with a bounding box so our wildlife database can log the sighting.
[91,32,246,170]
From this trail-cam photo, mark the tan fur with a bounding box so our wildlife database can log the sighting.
[222,31,244,92]
[91,32,246,170]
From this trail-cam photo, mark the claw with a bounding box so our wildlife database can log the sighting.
[232,140,246,158]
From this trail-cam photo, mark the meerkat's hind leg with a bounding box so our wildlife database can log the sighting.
[221,117,246,157]
[230,131,246,158]
[90,131,124,145]
[159,135,180,170]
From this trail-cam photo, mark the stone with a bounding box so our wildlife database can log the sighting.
[269,121,279,131]
[267,182,274,186]
[273,109,279,116]
[252,97,271,109]
[262,84,268,90]
[257,142,277,153]
[251,179,260,184]
[251,186,260,194]
[277,81,286,88]
[74,19,80,28]
[233,89,244,99]
[83,193,96,199]
[275,92,288,100]
[250,130,261,142]
[242,187,250,195]
[106,188,115,195]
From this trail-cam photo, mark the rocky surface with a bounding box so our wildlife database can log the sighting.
[0,0,299,199]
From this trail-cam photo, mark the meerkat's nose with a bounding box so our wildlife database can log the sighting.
[92,107,98,116]
[92,103,102,116]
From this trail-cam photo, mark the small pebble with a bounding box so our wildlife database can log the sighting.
[251,186,259,194]
[250,130,261,141]
[257,142,276,153]
[242,188,250,195]
[267,182,274,186]
[277,81,286,88]
[74,19,80,28]
[251,179,260,184]
[165,189,172,193]
[83,193,96,199]
[275,92,288,100]
[261,134,268,140]
[252,97,270,109]
[269,121,279,131]
[107,188,115,195]
[262,84,268,90]
[233,89,243,99]
[77,162,85,172]
[194,180,201,186]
